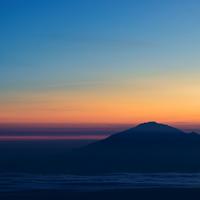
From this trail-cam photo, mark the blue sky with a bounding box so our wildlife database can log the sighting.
[1,0,200,123]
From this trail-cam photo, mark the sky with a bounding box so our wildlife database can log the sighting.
[1,0,200,124]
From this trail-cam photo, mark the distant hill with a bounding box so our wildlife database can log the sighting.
[69,122,200,173]
[2,121,200,174]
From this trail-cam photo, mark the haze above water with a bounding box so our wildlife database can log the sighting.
[0,122,200,144]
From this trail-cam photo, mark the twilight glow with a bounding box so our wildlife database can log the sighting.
[1,0,200,125]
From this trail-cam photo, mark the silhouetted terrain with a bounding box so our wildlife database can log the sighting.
[2,122,200,174]
[69,122,200,173]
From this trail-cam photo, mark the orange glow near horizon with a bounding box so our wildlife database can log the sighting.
[2,1,200,129]
[1,74,200,125]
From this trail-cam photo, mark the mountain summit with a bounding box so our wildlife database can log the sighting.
[135,121,178,130]
[108,121,184,140]
[69,122,200,173]
[80,122,187,153]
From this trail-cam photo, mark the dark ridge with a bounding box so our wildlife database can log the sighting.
[67,122,200,174]
[1,122,200,174]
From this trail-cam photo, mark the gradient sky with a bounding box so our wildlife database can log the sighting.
[1,0,200,124]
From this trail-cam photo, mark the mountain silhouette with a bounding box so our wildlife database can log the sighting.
[80,121,194,151]
[69,122,200,173]
[3,122,200,174]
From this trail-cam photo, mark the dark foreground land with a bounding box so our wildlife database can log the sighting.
[1,188,200,200]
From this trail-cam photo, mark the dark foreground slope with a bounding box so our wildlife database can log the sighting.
[69,122,200,173]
